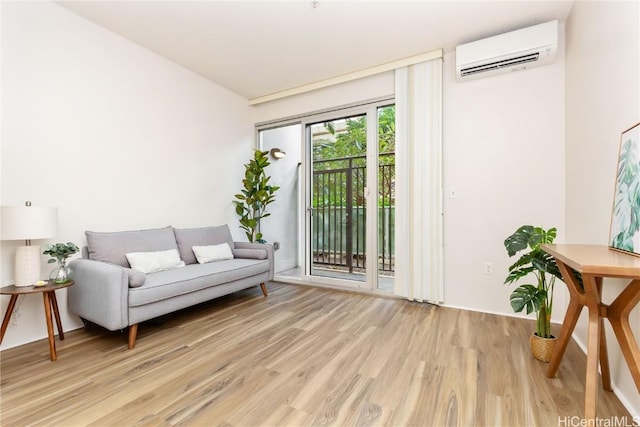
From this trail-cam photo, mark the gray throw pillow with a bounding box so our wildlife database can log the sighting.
[232,248,267,260]
[85,226,178,267]
[173,225,235,265]
[125,268,146,288]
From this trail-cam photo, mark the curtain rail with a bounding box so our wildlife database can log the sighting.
[249,48,443,106]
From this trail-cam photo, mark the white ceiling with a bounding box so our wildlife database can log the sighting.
[55,1,575,100]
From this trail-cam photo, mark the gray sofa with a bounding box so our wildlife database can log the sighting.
[68,225,273,349]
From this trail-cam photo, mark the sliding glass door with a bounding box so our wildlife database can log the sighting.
[309,114,368,282]
[304,101,395,291]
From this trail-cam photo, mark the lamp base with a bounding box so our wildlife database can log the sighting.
[14,245,42,287]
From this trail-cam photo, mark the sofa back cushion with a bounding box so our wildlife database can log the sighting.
[173,225,235,265]
[85,226,178,268]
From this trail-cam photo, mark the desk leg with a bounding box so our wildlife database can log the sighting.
[548,261,584,378]
[598,318,612,391]
[547,298,582,377]
[0,295,19,344]
[583,275,602,421]
[607,279,640,393]
[42,292,57,361]
[595,279,612,391]
[49,291,64,340]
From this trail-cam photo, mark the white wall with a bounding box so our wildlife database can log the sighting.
[442,30,566,318]
[565,1,640,416]
[0,2,254,350]
[259,124,302,273]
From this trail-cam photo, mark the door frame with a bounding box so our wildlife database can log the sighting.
[300,99,394,290]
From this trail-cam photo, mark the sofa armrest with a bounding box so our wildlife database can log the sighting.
[234,242,274,281]
[68,259,129,331]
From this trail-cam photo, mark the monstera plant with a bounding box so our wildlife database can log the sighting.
[233,149,279,243]
[504,226,563,340]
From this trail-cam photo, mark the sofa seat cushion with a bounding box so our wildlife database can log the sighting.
[128,258,269,307]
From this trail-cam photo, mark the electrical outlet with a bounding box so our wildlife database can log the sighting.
[484,262,494,275]
[273,241,280,250]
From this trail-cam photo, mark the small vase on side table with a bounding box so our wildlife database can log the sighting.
[43,242,79,284]
[49,261,70,284]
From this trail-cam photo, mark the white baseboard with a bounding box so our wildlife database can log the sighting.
[440,302,564,325]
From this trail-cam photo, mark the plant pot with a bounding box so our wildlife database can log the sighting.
[529,333,557,362]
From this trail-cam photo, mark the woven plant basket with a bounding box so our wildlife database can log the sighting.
[529,333,557,362]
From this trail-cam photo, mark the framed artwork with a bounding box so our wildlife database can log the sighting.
[610,123,640,256]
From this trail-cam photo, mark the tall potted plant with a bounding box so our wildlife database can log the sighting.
[233,149,279,243]
[504,225,563,362]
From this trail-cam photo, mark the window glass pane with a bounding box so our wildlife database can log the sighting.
[377,105,395,291]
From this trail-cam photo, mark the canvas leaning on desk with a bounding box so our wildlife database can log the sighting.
[610,122,640,256]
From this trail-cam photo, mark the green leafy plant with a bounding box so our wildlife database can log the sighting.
[312,106,396,208]
[233,149,279,243]
[43,242,79,265]
[504,226,563,338]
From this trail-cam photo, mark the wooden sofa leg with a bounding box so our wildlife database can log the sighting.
[128,324,138,349]
[260,283,268,297]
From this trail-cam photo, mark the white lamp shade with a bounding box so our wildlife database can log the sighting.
[1,206,58,240]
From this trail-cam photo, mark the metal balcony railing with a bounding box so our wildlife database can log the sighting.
[312,152,395,274]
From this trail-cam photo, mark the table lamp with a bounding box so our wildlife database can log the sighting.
[1,202,58,287]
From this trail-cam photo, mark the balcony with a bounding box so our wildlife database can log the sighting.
[311,152,395,284]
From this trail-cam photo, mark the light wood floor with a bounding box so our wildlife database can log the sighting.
[0,283,632,426]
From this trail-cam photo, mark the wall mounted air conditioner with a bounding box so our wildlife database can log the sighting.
[455,20,558,81]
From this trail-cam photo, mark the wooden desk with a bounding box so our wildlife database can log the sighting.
[1,280,74,361]
[541,244,640,419]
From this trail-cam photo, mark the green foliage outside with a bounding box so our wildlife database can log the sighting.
[311,106,395,208]
[611,137,640,251]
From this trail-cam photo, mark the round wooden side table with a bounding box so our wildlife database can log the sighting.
[1,280,75,361]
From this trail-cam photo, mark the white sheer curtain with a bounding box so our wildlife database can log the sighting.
[394,58,443,303]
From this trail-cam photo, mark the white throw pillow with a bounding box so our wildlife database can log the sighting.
[125,249,185,274]
[192,243,234,264]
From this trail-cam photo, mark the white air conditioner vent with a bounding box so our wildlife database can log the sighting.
[456,20,558,81]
